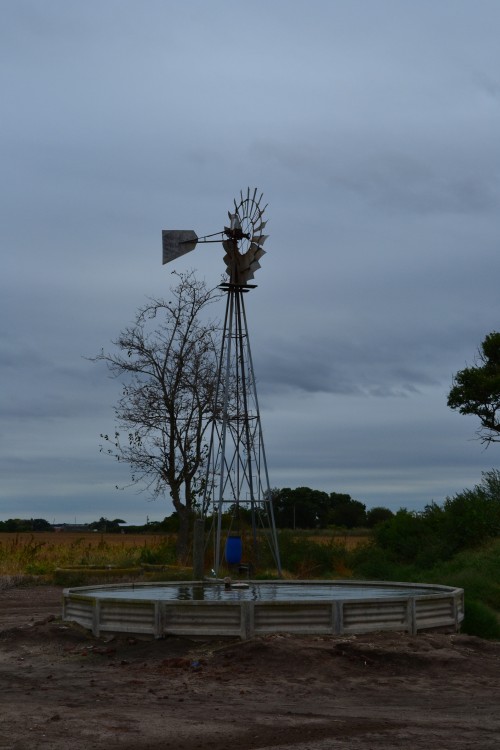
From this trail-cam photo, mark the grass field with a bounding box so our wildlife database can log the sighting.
[0,532,177,576]
[0,531,369,578]
[309,534,370,550]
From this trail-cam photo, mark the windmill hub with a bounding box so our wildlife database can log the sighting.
[224,226,251,243]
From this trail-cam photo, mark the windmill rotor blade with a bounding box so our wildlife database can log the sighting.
[249,242,266,254]
[162,230,198,265]
[228,212,241,231]
[251,235,268,246]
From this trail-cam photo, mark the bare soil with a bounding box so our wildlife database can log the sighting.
[1,584,499,750]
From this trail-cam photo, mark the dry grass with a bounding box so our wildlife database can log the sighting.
[0,532,168,546]
[0,532,176,576]
[313,534,370,550]
[0,531,369,579]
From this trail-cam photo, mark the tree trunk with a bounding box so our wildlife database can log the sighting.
[176,506,191,563]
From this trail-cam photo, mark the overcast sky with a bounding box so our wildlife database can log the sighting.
[1,1,500,524]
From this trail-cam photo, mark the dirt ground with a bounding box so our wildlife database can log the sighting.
[1,584,499,750]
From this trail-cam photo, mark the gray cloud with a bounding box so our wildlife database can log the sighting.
[1,1,500,523]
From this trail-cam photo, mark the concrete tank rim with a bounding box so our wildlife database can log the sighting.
[62,579,464,639]
[63,578,464,599]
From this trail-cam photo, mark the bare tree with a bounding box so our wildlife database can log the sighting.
[94,271,221,559]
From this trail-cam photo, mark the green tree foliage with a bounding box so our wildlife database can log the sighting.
[144,511,183,533]
[366,506,394,528]
[0,518,52,532]
[373,507,447,567]
[32,518,53,531]
[270,487,371,529]
[448,331,500,444]
[442,470,500,548]
[329,494,367,528]
[329,492,352,506]
[88,517,125,533]
[273,487,331,528]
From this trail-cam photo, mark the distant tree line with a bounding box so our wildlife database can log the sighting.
[0,517,126,533]
[0,518,53,532]
[0,492,395,534]
[151,488,394,532]
[87,517,126,532]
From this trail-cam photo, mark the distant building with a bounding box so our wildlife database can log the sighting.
[52,523,90,533]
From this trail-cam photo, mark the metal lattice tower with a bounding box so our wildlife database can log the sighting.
[162,189,281,576]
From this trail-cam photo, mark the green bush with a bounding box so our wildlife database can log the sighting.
[138,540,176,566]
[350,535,500,640]
[373,507,451,568]
[277,532,346,577]
[422,540,500,611]
[460,599,500,640]
[349,542,419,581]
[366,507,394,528]
[443,485,500,550]
[369,471,500,571]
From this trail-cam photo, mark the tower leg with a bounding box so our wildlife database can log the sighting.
[203,284,281,576]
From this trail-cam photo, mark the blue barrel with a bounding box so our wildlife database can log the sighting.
[225,535,243,565]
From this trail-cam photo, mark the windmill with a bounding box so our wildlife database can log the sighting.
[162,189,281,576]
